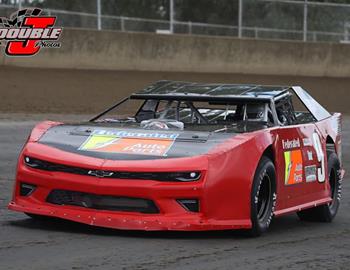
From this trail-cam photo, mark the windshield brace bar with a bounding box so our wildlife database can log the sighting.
[89,97,129,122]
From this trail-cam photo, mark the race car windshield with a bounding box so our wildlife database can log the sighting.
[92,99,272,132]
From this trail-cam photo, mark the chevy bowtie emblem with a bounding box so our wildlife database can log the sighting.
[87,170,114,178]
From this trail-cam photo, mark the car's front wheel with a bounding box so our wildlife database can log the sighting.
[249,156,277,237]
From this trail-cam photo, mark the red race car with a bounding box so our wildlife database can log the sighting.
[9,81,344,236]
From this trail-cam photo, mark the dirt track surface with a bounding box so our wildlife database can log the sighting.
[0,114,349,270]
[0,66,349,114]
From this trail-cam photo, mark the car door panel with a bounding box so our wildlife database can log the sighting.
[273,123,329,210]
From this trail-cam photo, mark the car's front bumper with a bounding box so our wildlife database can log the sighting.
[8,145,252,231]
[8,200,250,231]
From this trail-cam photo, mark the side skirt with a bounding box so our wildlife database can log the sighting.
[274,197,332,217]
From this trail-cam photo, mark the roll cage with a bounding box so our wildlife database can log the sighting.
[90,84,331,128]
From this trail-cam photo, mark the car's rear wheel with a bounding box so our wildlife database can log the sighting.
[249,156,277,237]
[297,152,341,222]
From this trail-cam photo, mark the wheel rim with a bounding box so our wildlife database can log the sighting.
[257,173,272,222]
[329,168,337,208]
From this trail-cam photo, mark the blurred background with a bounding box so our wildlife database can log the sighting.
[0,0,349,116]
[1,0,350,42]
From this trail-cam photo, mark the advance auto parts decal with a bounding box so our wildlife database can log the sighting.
[78,130,179,156]
[284,150,303,185]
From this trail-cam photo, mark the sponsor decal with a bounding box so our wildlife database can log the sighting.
[303,138,313,147]
[0,8,62,56]
[79,129,179,156]
[305,165,317,182]
[92,129,178,140]
[282,138,300,150]
[307,150,313,161]
[312,132,326,183]
[284,150,303,185]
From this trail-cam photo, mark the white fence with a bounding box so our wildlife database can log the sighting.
[0,2,349,43]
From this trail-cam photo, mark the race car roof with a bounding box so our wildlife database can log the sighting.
[131,80,290,102]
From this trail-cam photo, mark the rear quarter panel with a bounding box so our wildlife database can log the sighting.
[315,113,342,165]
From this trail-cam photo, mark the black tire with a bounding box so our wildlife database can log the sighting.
[249,156,277,237]
[25,213,52,221]
[297,152,341,222]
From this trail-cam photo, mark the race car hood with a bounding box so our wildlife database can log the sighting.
[37,124,240,160]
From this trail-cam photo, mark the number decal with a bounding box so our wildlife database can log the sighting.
[312,132,325,183]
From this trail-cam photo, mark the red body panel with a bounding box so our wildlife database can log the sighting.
[8,113,344,231]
